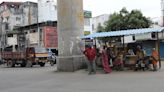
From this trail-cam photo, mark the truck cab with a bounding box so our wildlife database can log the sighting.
[26,47,49,67]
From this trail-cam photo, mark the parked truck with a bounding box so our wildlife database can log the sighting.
[0,47,48,67]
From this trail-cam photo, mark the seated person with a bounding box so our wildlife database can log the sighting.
[135,46,146,71]
[149,48,159,71]
[113,51,124,70]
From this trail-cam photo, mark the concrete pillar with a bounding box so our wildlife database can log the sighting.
[57,0,86,72]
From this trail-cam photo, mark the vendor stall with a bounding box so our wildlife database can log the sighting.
[82,27,164,69]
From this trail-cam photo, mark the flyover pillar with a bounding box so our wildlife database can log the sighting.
[57,0,85,72]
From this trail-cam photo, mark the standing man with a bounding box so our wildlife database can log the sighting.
[84,45,96,74]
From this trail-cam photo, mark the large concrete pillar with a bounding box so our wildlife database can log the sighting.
[57,0,85,72]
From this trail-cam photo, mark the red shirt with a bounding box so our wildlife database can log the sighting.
[84,47,96,61]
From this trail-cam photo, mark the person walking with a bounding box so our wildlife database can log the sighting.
[84,45,97,74]
[100,46,112,73]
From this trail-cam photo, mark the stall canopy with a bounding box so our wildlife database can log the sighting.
[82,27,164,38]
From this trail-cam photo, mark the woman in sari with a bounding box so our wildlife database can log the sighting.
[101,46,112,73]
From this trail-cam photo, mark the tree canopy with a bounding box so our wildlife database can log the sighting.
[96,8,152,42]
[104,7,152,32]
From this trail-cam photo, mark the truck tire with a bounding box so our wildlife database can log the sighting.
[21,61,26,67]
[50,60,54,66]
[7,60,15,67]
[39,62,45,67]
[26,61,33,68]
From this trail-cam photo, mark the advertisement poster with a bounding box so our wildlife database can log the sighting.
[44,26,58,48]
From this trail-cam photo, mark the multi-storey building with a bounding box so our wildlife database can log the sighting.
[92,14,110,33]
[38,0,92,35]
[0,2,38,49]
[38,0,57,22]
[0,2,23,31]
[0,2,37,31]
[0,1,92,52]
[21,2,38,26]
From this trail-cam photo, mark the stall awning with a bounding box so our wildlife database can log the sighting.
[82,27,164,38]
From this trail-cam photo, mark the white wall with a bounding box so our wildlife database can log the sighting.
[92,14,110,33]
[26,32,39,44]
[84,18,92,33]
[7,35,17,46]
[38,0,92,34]
[135,33,152,41]
[122,36,135,43]
[38,0,57,22]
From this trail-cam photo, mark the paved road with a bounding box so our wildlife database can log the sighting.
[0,63,164,92]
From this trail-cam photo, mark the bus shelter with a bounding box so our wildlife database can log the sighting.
[82,27,164,68]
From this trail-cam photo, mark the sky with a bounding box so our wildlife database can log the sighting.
[0,0,162,19]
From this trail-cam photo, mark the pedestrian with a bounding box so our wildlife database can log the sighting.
[100,46,112,73]
[150,48,159,71]
[106,47,113,67]
[84,45,97,75]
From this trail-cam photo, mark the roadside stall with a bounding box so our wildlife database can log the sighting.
[82,27,164,70]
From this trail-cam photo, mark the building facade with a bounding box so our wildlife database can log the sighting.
[0,2,37,31]
[0,2,23,31]
[38,0,57,22]
[0,1,92,51]
[38,0,92,35]
[92,14,110,33]
[0,2,38,49]
[21,2,38,26]
[15,21,57,51]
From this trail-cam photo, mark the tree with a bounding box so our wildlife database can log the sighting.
[100,8,152,42]
[97,23,104,33]
[96,23,107,41]
[105,8,152,32]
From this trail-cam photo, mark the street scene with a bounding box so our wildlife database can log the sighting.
[0,0,164,92]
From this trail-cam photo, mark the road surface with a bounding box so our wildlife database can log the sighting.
[0,63,164,92]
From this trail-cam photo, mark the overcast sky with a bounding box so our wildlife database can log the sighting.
[0,0,162,19]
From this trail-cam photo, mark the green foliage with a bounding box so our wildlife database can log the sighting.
[97,23,105,33]
[99,7,152,42]
[96,23,111,42]
[105,7,152,32]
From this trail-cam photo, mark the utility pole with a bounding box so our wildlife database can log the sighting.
[57,0,85,72]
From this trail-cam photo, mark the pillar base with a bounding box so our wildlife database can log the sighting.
[57,55,86,72]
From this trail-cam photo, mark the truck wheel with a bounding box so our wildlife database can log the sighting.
[21,61,26,67]
[40,62,45,67]
[50,61,54,66]
[7,60,15,67]
[26,61,33,68]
